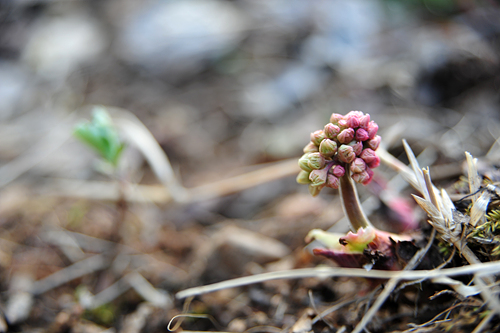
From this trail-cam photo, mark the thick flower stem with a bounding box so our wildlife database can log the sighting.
[339,170,373,231]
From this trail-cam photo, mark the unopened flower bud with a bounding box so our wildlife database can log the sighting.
[330,113,344,125]
[366,135,381,150]
[352,170,371,185]
[366,167,374,179]
[310,130,326,146]
[359,113,370,128]
[346,113,360,128]
[309,169,327,186]
[331,165,345,178]
[366,155,380,169]
[319,139,337,157]
[349,140,363,156]
[350,158,366,174]
[337,128,355,144]
[296,170,311,184]
[303,142,319,153]
[324,123,340,139]
[355,128,369,141]
[337,119,348,129]
[326,174,340,189]
[338,145,356,163]
[298,154,313,172]
[367,121,378,139]
[360,148,378,165]
[308,152,326,170]
[309,184,325,197]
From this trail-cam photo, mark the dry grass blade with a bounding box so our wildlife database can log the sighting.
[403,139,430,201]
[176,262,500,299]
[31,254,107,295]
[473,274,500,314]
[430,276,479,297]
[167,314,224,332]
[377,146,418,189]
[111,108,190,203]
[470,191,489,227]
[43,160,299,203]
[440,188,455,222]
[466,151,486,226]
[472,311,495,333]
[466,152,481,204]
[412,195,442,222]
[423,168,439,208]
[401,143,495,290]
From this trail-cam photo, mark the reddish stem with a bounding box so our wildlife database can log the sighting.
[339,170,372,231]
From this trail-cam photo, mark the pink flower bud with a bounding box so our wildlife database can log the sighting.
[367,121,378,139]
[331,165,345,178]
[366,155,380,169]
[355,128,369,141]
[360,148,377,164]
[330,113,344,125]
[345,113,361,128]
[319,139,338,157]
[310,130,326,146]
[326,174,340,189]
[366,135,381,150]
[352,170,371,185]
[324,123,340,139]
[350,141,363,156]
[337,119,348,129]
[338,145,356,163]
[337,128,355,144]
[350,158,366,174]
[307,152,326,170]
[309,169,327,186]
[359,113,370,128]
[346,110,364,118]
[303,142,319,153]
[366,167,374,179]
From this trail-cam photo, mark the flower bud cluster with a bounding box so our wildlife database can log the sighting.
[297,111,381,196]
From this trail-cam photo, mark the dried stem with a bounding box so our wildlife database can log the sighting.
[339,170,372,231]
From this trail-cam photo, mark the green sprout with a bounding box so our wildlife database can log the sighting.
[74,106,125,168]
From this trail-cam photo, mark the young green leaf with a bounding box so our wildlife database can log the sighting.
[74,107,125,167]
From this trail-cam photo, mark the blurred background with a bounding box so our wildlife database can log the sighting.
[2,0,500,182]
[1,0,500,331]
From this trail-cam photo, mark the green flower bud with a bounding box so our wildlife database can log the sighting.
[310,130,326,146]
[324,123,341,139]
[309,169,327,186]
[296,170,312,184]
[337,145,356,164]
[303,142,319,153]
[308,184,325,197]
[298,154,313,172]
[319,139,338,157]
[330,113,344,125]
[307,152,326,170]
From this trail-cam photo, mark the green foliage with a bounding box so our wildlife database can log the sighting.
[74,107,125,167]
[83,304,116,327]
[469,209,500,257]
